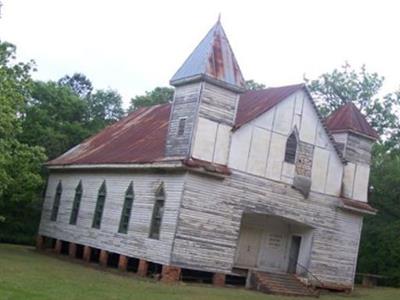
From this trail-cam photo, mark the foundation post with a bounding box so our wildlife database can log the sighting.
[213,273,226,287]
[68,242,77,258]
[99,249,108,267]
[161,265,181,283]
[118,255,128,272]
[36,235,45,250]
[83,245,91,262]
[137,259,149,277]
[54,239,62,254]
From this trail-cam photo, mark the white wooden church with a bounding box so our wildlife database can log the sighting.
[37,20,377,296]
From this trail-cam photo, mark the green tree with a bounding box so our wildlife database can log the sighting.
[88,89,125,131]
[305,63,400,138]
[245,79,266,91]
[358,146,400,286]
[0,41,46,242]
[129,86,174,111]
[20,81,91,160]
[58,73,93,99]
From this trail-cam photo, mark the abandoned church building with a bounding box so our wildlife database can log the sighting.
[37,21,377,296]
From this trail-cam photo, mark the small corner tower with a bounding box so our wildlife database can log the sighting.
[165,19,245,164]
[326,103,378,202]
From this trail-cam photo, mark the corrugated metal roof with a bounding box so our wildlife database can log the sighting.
[170,20,245,90]
[48,84,362,168]
[234,84,305,129]
[47,104,172,165]
[326,103,379,140]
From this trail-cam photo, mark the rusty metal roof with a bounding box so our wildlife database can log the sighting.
[326,103,379,140]
[47,104,172,165]
[234,83,305,129]
[48,83,350,168]
[170,20,245,91]
[341,197,377,215]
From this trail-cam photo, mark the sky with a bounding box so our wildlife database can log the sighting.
[1,0,400,108]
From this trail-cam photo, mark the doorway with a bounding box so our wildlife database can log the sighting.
[287,235,302,274]
[235,226,262,267]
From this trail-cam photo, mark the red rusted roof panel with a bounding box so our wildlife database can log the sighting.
[341,197,377,214]
[235,83,304,128]
[326,103,379,139]
[47,104,171,165]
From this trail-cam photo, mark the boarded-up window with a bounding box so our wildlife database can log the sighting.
[285,132,297,164]
[118,181,134,234]
[149,184,165,239]
[92,181,106,229]
[69,181,83,225]
[177,118,186,136]
[50,181,62,221]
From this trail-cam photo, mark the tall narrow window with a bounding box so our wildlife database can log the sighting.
[285,132,297,164]
[149,183,165,239]
[50,181,62,221]
[118,181,134,234]
[70,181,83,225]
[92,181,106,229]
[177,117,186,136]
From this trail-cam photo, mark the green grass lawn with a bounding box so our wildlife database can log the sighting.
[0,244,399,300]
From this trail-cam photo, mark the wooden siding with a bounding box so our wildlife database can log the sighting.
[165,83,201,157]
[229,90,343,197]
[171,171,363,287]
[39,170,185,265]
[198,82,239,125]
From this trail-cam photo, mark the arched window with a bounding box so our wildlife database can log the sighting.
[118,181,134,234]
[50,181,62,221]
[149,183,165,239]
[285,132,297,164]
[70,181,83,225]
[92,181,106,229]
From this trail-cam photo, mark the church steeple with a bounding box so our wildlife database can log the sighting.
[170,20,245,92]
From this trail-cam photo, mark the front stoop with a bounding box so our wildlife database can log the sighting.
[250,271,319,297]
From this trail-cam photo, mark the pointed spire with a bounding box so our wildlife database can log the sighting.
[326,102,379,140]
[170,20,245,92]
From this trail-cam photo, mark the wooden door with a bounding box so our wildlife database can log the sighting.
[287,235,302,274]
[235,226,261,267]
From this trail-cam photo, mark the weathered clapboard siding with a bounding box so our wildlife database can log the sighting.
[198,82,239,125]
[332,132,373,202]
[171,170,363,287]
[39,170,185,265]
[229,90,343,197]
[165,82,201,157]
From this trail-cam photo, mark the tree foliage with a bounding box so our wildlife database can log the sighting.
[245,79,266,91]
[20,81,91,160]
[0,41,46,241]
[129,86,174,111]
[89,89,124,130]
[58,73,93,99]
[305,63,400,139]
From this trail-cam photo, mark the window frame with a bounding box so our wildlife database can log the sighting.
[50,181,62,221]
[92,181,107,229]
[149,183,166,239]
[69,180,83,225]
[177,117,187,136]
[118,181,134,234]
[284,131,298,164]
